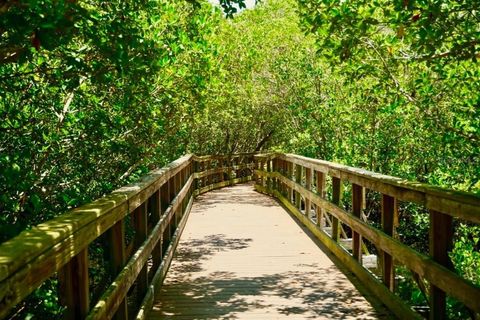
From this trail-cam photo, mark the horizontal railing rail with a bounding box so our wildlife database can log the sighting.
[0,153,256,320]
[254,153,480,320]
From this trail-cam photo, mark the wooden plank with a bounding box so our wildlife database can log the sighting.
[352,184,364,263]
[151,184,393,320]
[58,248,90,319]
[331,177,342,242]
[429,210,453,320]
[381,194,397,291]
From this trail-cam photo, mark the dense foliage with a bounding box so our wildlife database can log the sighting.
[0,0,478,318]
[0,0,223,241]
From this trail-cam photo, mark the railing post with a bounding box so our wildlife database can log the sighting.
[106,220,128,319]
[277,159,282,193]
[58,248,90,319]
[352,183,364,263]
[168,175,175,204]
[134,202,148,304]
[271,158,277,192]
[228,157,234,185]
[254,157,259,185]
[295,164,302,211]
[149,190,162,273]
[288,162,294,203]
[219,158,225,182]
[175,172,181,226]
[429,210,453,320]
[331,177,342,241]
[316,171,326,227]
[161,182,171,256]
[381,194,397,291]
[267,159,272,192]
[305,167,312,218]
[260,159,265,187]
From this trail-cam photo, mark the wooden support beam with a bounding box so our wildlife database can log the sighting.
[149,191,162,274]
[160,183,171,257]
[305,167,312,218]
[267,159,272,192]
[331,177,342,242]
[288,162,294,202]
[134,203,149,304]
[429,210,453,320]
[106,220,128,320]
[316,171,326,227]
[168,176,175,204]
[295,164,302,211]
[58,248,90,320]
[219,159,224,182]
[281,160,287,196]
[381,194,397,291]
[352,184,364,263]
[271,159,277,191]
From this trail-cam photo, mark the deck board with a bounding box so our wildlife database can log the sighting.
[148,183,394,319]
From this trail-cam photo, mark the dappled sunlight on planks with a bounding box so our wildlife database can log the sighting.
[148,184,392,319]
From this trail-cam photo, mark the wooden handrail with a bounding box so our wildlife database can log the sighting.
[275,153,480,222]
[0,153,257,320]
[254,153,480,320]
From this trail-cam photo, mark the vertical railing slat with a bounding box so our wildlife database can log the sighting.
[58,248,90,319]
[134,203,149,304]
[288,162,293,203]
[429,210,453,320]
[295,164,302,211]
[305,167,312,218]
[381,194,397,291]
[149,191,162,273]
[352,183,364,263]
[316,171,326,227]
[331,177,342,242]
[107,220,128,319]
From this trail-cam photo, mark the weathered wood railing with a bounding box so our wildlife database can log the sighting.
[254,153,480,320]
[0,153,256,320]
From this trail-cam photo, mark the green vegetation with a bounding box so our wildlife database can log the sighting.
[1,0,478,318]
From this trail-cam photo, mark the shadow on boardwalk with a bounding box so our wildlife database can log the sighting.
[149,184,393,319]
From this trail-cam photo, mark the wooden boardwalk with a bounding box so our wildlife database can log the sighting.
[148,183,393,319]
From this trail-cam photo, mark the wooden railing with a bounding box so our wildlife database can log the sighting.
[0,153,256,320]
[254,153,480,320]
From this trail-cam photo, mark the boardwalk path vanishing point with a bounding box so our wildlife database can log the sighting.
[148,183,393,319]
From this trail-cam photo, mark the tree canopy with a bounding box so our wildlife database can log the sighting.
[0,0,479,318]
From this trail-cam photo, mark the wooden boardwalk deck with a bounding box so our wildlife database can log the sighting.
[148,183,393,319]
